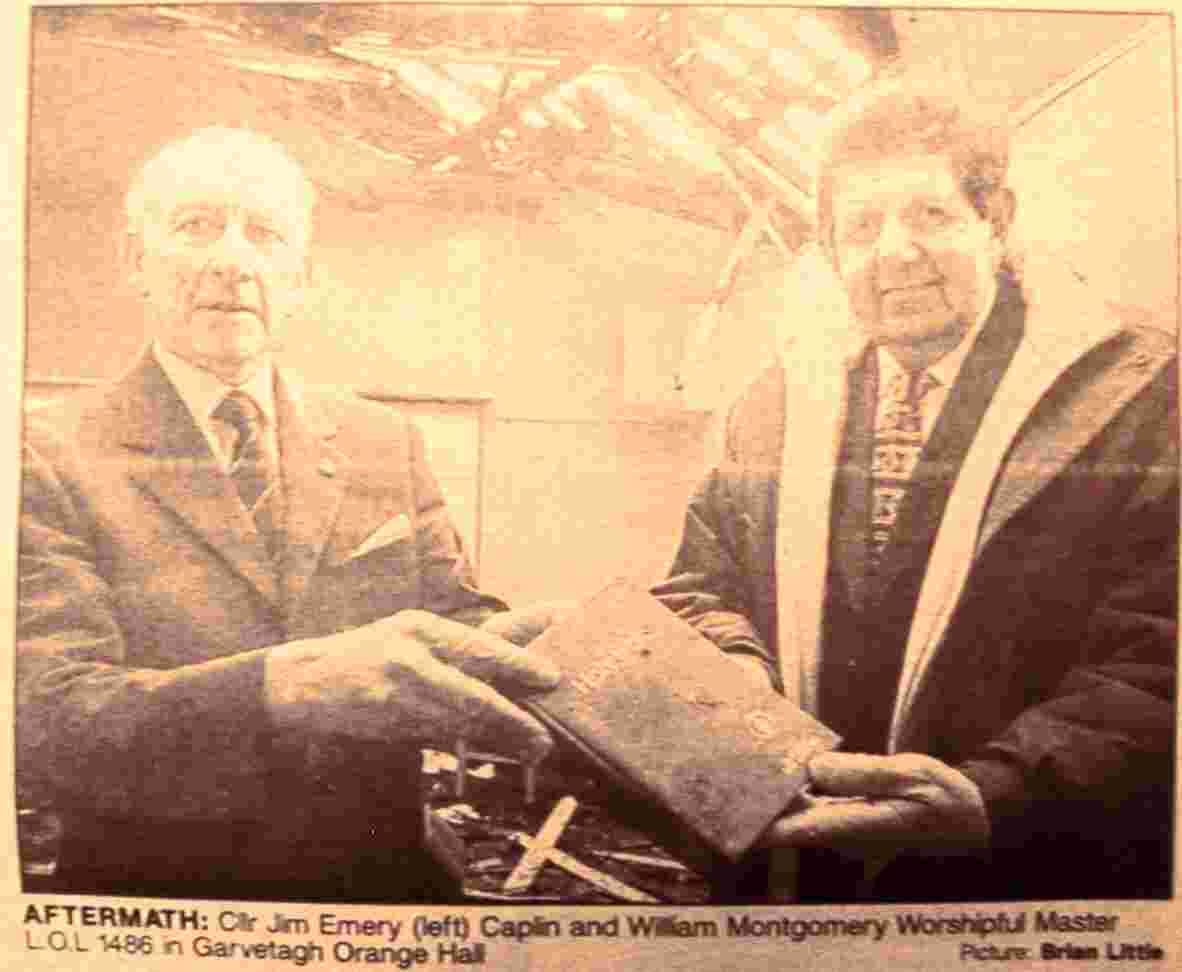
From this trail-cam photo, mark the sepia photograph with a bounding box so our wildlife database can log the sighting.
[7,1,1180,966]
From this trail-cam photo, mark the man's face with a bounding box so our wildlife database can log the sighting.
[830,154,1001,354]
[131,153,309,382]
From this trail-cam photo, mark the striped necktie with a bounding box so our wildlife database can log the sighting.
[213,390,281,557]
[869,368,939,571]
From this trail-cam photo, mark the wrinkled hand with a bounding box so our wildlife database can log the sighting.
[479,600,578,647]
[265,610,561,761]
[761,752,989,858]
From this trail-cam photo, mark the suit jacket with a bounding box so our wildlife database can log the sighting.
[655,275,1177,901]
[17,350,504,901]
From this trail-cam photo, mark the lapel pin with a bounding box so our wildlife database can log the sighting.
[318,459,337,478]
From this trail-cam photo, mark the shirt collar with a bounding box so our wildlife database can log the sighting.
[152,340,276,429]
[877,274,1000,390]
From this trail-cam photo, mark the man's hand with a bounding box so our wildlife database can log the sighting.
[265,610,561,761]
[479,601,578,647]
[761,752,989,857]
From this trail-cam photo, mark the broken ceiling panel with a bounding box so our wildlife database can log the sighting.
[39,4,903,242]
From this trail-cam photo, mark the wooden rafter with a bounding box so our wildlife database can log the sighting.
[409,5,669,165]
[640,50,814,237]
[74,4,838,235]
[418,56,593,168]
[655,17,821,196]
[571,160,739,232]
[333,42,646,73]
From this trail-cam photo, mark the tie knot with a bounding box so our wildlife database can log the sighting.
[886,369,939,405]
[214,390,265,436]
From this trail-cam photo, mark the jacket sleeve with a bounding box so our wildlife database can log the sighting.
[17,432,274,821]
[18,405,505,823]
[651,406,779,687]
[958,363,1178,849]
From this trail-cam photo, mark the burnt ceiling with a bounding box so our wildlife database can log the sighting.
[42,4,900,245]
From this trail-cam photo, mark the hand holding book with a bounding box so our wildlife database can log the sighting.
[759,751,989,857]
[499,581,842,872]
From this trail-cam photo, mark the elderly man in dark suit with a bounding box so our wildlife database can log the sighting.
[654,80,1177,902]
[17,128,558,903]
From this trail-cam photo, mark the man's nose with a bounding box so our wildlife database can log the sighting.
[876,214,922,265]
[204,223,259,282]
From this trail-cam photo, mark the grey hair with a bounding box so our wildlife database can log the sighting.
[124,127,316,242]
[815,78,1013,260]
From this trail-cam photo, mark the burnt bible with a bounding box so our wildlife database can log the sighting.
[523,581,840,873]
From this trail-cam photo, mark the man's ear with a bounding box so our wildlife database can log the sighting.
[122,231,147,293]
[987,188,1016,240]
[275,259,312,325]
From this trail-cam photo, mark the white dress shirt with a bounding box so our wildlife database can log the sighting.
[875,279,999,443]
[152,341,278,471]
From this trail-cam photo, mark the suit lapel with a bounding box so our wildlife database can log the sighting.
[272,371,349,617]
[888,276,1124,748]
[870,289,1026,604]
[976,348,1168,554]
[116,353,282,606]
[772,267,1142,741]
[828,355,877,613]
[774,326,866,712]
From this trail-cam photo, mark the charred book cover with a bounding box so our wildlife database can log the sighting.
[524,581,841,872]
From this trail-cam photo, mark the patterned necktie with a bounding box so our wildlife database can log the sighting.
[213,390,281,556]
[869,368,940,571]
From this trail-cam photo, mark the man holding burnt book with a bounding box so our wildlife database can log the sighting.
[650,78,1177,902]
[492,78,1174,903]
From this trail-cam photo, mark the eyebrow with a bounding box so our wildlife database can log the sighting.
[168,203,220,224]
[840,189,962,212]
[167,203,289,228]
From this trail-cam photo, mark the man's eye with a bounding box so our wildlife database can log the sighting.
[246,224,284,245]
[176,215,222,238]
[840,214,879,244]
[915,205,952,229]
